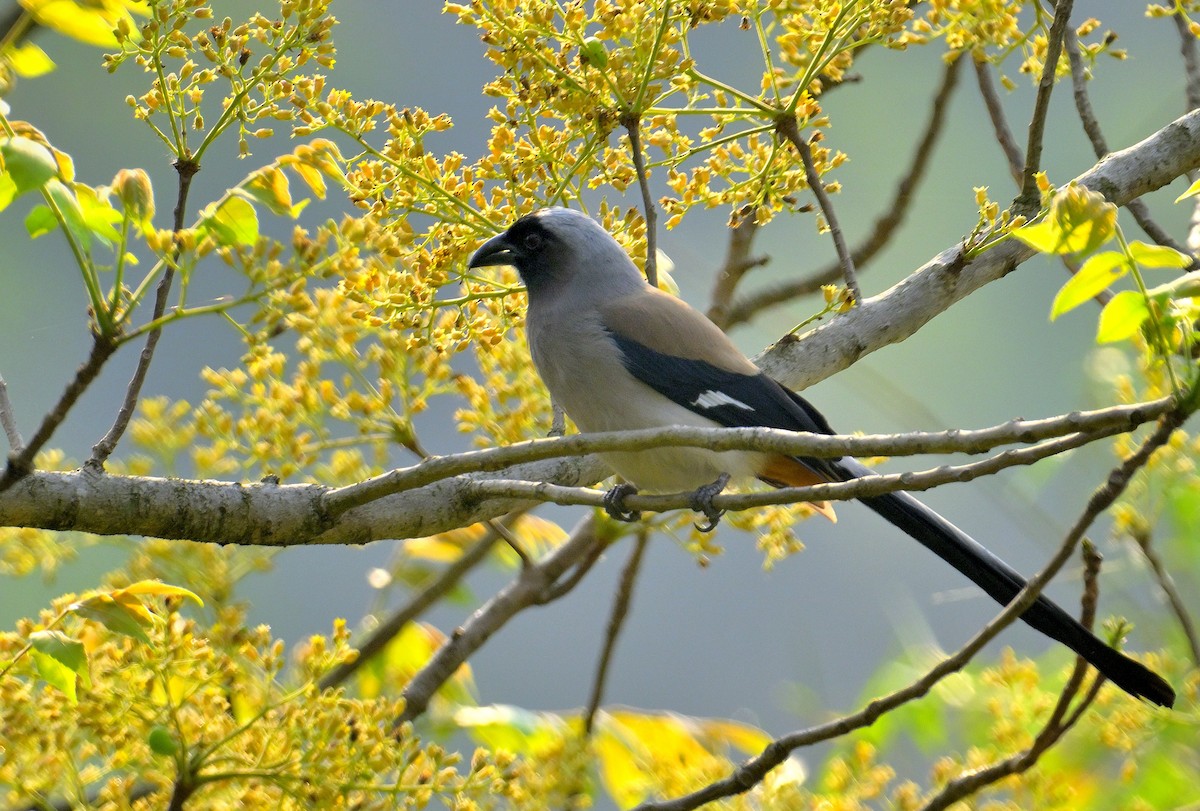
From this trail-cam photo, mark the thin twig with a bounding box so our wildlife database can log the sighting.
[777,117,862,302]
[0,335,118,493]
[89,158,200,469]
[918,541,1104,811]
[1134,528,1200,667]
[1173,12,1200,114]
[466,423,1147,517]
[721,57,961,328]
[583,528,650,735]
[974,60,1025,185]
[396,514,603,725]
[0,373,23,453]
[1015,0,1075,212]
[975,53,1115,304]
[324,397,1174,516]
[623,115,658,289]
[317,518,510,691]
[635,405,1189,811]
[1065,30,1188,253]
[707,209,767,327]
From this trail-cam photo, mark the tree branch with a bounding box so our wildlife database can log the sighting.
[0,398,1173,544]
[317,515,514,690]
[0,335,117,493]
[1065,30,1188,254]
[623,114,658,289]
[466,423,1143,517]
[89,158,201,469]
[918,541,1104,811]
[584,528,649,735]
[776,116,862,303]
[395,513,604,725]
[1015,0,1075,212]
[1134,528,1200,667]
[755,107,1200,390]
[706,209,767,327]
[0,108,1197,545]
[326,398,1171,516]
[974,59,1025,185]
[0,372,23,453]
[720,56,961,328]
[635,404,1188,811]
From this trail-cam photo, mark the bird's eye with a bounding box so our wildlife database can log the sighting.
[522,232,543,252]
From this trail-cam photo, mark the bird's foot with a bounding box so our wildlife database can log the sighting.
[603,482,642,522]
[690,473,730,532]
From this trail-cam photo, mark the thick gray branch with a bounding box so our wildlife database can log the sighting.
[0,110,1197,544]
[756,107,1200,389]
[0,399,1169,544]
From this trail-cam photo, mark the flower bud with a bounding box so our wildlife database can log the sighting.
[113,168,155,224]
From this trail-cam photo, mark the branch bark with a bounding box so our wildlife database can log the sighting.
[0,109,1197,544]
[0,398,1172,544]
[756,107,1200,390]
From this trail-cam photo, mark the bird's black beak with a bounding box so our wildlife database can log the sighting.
[468,232,517,269]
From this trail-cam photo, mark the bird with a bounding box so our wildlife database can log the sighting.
[468,206,1175,708]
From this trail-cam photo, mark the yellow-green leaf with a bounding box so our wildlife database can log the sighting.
[244,167,305,218]
[1175,177,1200,203]
[113,579,204,606]
[25,204,56,238]
[1127,240,1193,270]
[1096,290,1149,343]
[44,178,90,248]
[19,0,135,48]
[696,718,772,755]
[75,183,122,245]
[199,195,259,247]
[454,704,563,754]
[1050,251,1128,320]
[69,593,152,643]
[29,630,87,703]
[0,136,58,193]
[0,173,17,213]
[1013,183,1117,256]
[1150,270,1200,299]
[6,41,55,77]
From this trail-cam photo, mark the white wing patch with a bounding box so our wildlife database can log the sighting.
[691,390,755,411]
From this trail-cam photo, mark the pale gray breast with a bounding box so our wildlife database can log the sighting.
[525,303,763,490]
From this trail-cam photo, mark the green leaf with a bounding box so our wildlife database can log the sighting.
[0,136,58,193]
[1127,240,1193,269]
[29,630,88,703]
[69,593,152,643]
[25,204,57,238]
[44,179,90,250]
[147,725,180,756]
[199,195,259,247]
[1050,250,1129,320]
[1096,290,1150,343]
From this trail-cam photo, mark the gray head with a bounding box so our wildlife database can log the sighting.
[468,207,646,303]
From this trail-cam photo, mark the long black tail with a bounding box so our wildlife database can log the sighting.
[833,458,1175,707]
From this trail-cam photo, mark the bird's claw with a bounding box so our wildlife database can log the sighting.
[603,482,642,522]
[690,473,730,532]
